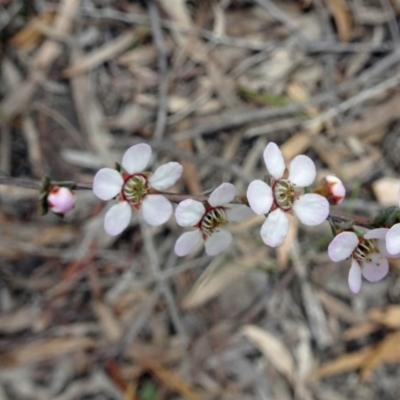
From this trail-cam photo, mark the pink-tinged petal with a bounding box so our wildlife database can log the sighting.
[121,143,152,174]
[104,202,132,236]
[141,195,172,226]
[93,168,124,200]
[362,253,389,282]
[369,229,399,258]
[364,228,389,240]
[348,259,362,294]
[208,183,236,207]
[246,180,273,215]
[175,199,205,226]
[226,204,255,222]
[47,187,76,214]
[288,155,316,187]
[263,142,285,179]
[293,194,329,226]
[205,229,232,256]
[149,162,183,190]
[376,240,400,258]
[328,231,358,262]
[364,229,394,257]
[174,230,203,256]
[260,209,289,247]
[386,223,400,255]
[324,175,346,204]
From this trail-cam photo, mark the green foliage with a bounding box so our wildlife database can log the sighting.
[373,206,399,227]
[238,87,289,106]
[139,381,158,400]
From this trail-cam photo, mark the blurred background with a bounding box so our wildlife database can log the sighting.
[1,0,400,399]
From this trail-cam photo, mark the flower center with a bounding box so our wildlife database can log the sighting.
[273,179,296,210]
[354,239,379,263]
[123,174,149,205]
[199,206,227,237]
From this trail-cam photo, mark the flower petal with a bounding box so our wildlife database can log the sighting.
[386,223,400,256]
[328,231,359,262]
[364,228,389,241]
[205,229,232,256]
[174,230,203,256]
[121,143,152,174]
[260,209,289,247]
[141,195,172,226]
[104,202,132,236]
[365,228,398,258]
[175,199,205,226]
[149,162,183,190]
[293,194,329,226]
[226,204,255,222]
[288,155,316,187]
[208,183,236,207]
[263,142,285,179]
[348,259,362,294]
[362,253,389,282]
[47,187,76,214]
[93,168,124,200]
[246,180,273,215]
[324,175,346,204]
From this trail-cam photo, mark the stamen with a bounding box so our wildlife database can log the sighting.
[273,179,295,210]
[200,207,227,237]
[123,175,148,204]
[354,239,378,261]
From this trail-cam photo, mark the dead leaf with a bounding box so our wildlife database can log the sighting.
[242,325,295,383]
[317,290,364,324]
[368,306,400,329]
[0,308,34,333]
[1,337,95,367]
[343,322,381,341]
[359,331,400,382]
[92,301,123,343]
[141,358,202,400]
[339,150,381,181]
[308,347,371,382]
[372,177,400,207]
[281,133,312,161]
[282,80,322,159]
[277,215,298,269]
[324,0,352,42]
[64,31,136,77]
[309,333,400,382]
[181,249,266,309]
[9,11,55,52]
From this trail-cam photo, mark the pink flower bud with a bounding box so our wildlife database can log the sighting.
[47,187,76,214]
[314,175,345,205]
[324,175,345,205]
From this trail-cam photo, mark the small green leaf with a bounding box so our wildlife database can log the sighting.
[373,206,399,226]
[139,381,157,400]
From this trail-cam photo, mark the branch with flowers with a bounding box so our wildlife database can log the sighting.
[2,141,400,294]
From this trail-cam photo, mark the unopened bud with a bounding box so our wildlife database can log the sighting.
[314,175,345,205]
[47,186,76,214]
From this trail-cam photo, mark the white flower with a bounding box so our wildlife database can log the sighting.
[174,182,253,256]
[246,142,329,247]
[47,186,76,215]
[93,143,183,235]
[328,229,398,293]
[386,187,400,255]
